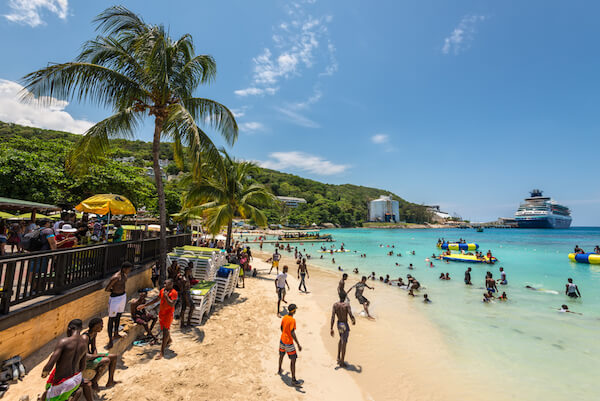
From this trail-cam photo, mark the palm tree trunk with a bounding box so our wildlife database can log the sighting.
[152,116,168,286]
[225,219,233,249]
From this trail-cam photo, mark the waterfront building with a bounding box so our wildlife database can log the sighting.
[276,196,307,208]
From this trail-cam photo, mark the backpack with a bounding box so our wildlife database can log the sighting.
[22,229,45,251]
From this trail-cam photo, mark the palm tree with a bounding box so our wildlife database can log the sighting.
[182,151,273,248]
[21,6,237,283]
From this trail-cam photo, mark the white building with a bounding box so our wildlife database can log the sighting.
[368,195,400,222]
[426,205,451,220]
[276,196,307,208]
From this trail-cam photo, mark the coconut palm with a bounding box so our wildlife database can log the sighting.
[20,6,237,283]
[182,151,273,248]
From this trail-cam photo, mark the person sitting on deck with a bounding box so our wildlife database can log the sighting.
[130,288,158,343]
[82,318,118,390]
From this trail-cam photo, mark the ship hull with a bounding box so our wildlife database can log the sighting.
[515,216,572,229]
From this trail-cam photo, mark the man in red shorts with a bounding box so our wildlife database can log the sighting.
[138,279,178,359]
[277,303,302,386]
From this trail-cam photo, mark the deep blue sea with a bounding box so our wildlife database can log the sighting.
[294,228,600,400]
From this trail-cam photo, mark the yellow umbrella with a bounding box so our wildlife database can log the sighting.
[75,194,136,216]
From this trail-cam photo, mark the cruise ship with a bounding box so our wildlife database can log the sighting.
[514,189,572,229]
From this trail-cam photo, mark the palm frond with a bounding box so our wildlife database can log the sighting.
[181,97,238,146]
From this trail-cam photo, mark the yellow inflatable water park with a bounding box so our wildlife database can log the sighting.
[437,242,479,251]
[568,253,600,264]
[441,253,497,264]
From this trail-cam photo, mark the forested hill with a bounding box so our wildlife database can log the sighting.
[252,168,431,226]
[0,121,432,226]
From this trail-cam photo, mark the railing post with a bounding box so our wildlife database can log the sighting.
[1,261,16,314]
[102,246,109,278]
[52,254,67,295]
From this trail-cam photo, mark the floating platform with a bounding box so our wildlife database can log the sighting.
[441,254,497,264]
[437,242,479,251]
[568,253,600,264]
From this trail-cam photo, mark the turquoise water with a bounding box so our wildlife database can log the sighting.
[285,228,600,400]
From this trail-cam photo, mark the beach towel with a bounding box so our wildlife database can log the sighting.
[45,370,82,401]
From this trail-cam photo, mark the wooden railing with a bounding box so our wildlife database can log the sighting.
[0,233,190,315]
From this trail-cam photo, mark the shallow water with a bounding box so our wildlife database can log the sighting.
[275,228,600,401]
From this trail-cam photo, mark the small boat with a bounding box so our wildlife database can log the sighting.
[441,254,497,264]
[437,242,479,251]
[476,227,484,232]
[568,253,600,264]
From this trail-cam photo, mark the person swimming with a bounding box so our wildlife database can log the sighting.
[498,292,507,300]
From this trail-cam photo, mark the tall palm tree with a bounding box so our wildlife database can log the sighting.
[182,151,273,248]
[21,6,237,283]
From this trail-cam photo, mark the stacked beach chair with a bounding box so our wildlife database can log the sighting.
[169,246,226,281]
[189,281,217,325]
[214,264,240,302]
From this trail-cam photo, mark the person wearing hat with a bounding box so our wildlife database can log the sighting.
[278,303,302,386]
[130,288,158,343]
[55,224,79,249]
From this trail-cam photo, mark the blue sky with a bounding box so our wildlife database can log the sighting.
[1,0,599,225]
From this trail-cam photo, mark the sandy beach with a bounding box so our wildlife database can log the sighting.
[8,249,494,401]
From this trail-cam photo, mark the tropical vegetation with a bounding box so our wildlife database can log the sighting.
[181,151,273,248]
[20,6,237,283]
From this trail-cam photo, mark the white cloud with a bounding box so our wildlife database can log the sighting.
[239,122,264,133]
[259,151,349,175]
[234,0,337,96]
[275,106,320,128]
[442,15,487,55]
[4,0,68,27]
[230,107,247,118]
[234,87,278,97]
[371,134,389,144]
[0,79,93,134]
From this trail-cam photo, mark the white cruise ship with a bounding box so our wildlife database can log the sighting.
[514,189,572,229]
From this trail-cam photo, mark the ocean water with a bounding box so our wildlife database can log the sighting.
[280,228,600,401]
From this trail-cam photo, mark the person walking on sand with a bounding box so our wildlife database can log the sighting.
[42,319,91,401]
[298,258,309,292]
[349,276,375,319]
[330,291,356,367]
[277,303,302,386]
[565,278,581,298]
[105,261,132,349]
[276,266,290,316]
[138,279,178,359]
[82,318,119,390]
[269,249,281,274]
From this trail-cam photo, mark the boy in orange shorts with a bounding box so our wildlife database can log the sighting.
[138,278,178,359]
[277,303,302,386]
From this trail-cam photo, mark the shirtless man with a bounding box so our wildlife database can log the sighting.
[42,319,91,401]
[464,267,472,285]
[297,258,309,292]
[349,276,374,319]
[485,272,497,294]
[178,265,195,328]
[337,273,348,300]
[105,262,132,349]
[330,292,356,367]
[82,318,118,390]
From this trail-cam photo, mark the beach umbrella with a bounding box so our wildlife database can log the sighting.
[75,194,136,216]
[75,194,136,233]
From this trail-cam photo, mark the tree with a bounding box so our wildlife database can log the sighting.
[21,6,237,283]
[181,151,273,248]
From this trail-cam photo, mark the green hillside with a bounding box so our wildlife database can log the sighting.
[0,121,431,226]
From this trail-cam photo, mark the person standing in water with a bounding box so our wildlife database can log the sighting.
[330,291,356,367]
[565,278,581,298]
[498,267,507,285]
[464,267,472,285]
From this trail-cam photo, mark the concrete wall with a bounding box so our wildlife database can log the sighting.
[0,268,152,362]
